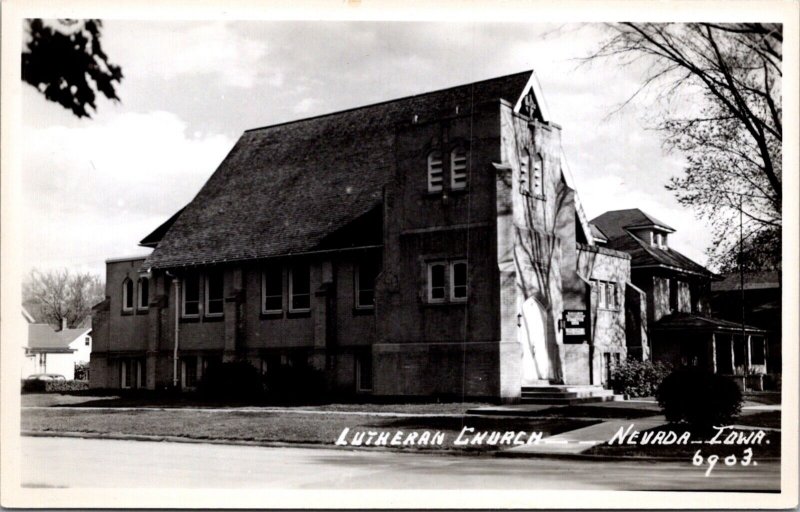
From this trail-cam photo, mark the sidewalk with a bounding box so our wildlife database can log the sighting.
[502,415,667,455]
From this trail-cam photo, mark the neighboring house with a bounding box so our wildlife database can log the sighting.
[590,209,770,386]
[22,315,92,380]
[711,271,781,376]
[91,70,649,401]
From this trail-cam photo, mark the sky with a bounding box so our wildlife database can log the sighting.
[21,20,713,278]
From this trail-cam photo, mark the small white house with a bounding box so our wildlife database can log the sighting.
[22,313,92,380]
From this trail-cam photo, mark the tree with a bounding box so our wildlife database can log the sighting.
[22,19,123,118]
[586,23,782,271]
[23,269,105,329]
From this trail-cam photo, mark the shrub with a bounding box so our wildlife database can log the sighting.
[264,364,327,404]
[197,360,265,399]
[21,379,46,393]
[609,359,672,398]
[656,367,743,430]
[74,362,90,381]
[46,380,89,392]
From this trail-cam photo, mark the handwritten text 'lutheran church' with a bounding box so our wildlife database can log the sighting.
[91,70,753,402]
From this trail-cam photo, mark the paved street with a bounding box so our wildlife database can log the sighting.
[21,436,779,491]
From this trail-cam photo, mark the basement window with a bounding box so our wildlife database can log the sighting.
[205,271,224,317]
[450,148,468,189]
[356,352,373,392]
[289,264,311,312]
[427,151,443,192]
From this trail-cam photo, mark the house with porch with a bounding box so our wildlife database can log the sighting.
[590,209,769,389]
[91,70,649,402]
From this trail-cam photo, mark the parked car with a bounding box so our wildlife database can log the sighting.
[25,373,66,382]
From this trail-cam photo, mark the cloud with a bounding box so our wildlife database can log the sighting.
[22,110,234,275]
[293,97,319,114]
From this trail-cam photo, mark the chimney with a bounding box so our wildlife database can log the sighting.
[61,317,68,331]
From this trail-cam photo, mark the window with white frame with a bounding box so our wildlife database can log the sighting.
[137,277,149,310]
[427,151,443,192]
[597,281,607,309]
[427,262,447,302]
[531,154,544,198]
[261,265,283,313]
[427,259,468,303]
[450,260,468,301]
[355,260,378,310]
[593,280,618,310]
[122,278,134,311]
[289,264,311,312]
[182,273,200,317]
[450,147,467,189]
[205,271,224,317]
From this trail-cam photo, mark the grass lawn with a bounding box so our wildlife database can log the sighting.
[21,408,594,454]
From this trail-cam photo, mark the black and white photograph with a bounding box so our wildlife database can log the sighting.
[1,0,797,508]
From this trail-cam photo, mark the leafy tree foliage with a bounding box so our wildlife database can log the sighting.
[588,23,781,271]
[22,19,123,118]
[23,268,104,329]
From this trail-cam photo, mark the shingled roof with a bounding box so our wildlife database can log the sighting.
[143,71,535,269]
[591,209,715,278]
[27,324,91,352]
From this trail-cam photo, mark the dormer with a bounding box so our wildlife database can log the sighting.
[628,225,674,250]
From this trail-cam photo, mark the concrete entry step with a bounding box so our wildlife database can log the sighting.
[519,384,622,405]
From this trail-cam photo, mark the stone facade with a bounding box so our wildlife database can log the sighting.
[91,72,648,401]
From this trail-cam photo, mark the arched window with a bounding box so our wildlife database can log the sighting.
[531,154,544,198]
[427,151,443,192]
[450,148,468,189]
[122,278,134,312]
[137,277,150,310]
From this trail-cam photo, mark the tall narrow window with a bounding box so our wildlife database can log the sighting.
[355,261,378,310]
[532,154,544,198]
[137,277,149,310]
[289,264,311,312]
[450,148,467,189]
[606,282,617,310]
[356,352,373,392]
[261,265,283,313]
[182,272,200,318]
[427,151,443,192]
[597,281,607,309]
[205,271,224,317]
[450,260,468,301]
[427,262,446,302]
[122,278,134,312]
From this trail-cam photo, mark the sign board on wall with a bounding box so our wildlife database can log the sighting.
[563,309,589,344]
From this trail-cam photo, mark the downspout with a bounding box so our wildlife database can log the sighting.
[166,272,180,388]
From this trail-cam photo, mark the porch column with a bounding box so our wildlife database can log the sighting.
[730,334,736,374]
[762,336,768,374]
[746,334,752,372]
[710,333,717,374]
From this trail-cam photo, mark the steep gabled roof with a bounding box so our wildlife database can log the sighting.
[590,209,715,278]
[591,208,675,241]
[144,71,534,269]
[27,324,91,352]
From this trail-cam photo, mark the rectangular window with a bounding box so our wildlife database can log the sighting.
[261,265,283,313]
[356,352,373,392]
[181,357,198,388]
[182,273,200,317]
[597,281,607,309]
[427,152,443,192]
[450,260,468,301]
[289,264,311,312]
[606,282,617,310]
[205,271,224,317]
[532,155,544,198]
[123,279,134,311]
[355,261,378,309]
[120,359,131,389]
[137,278,149,310]
[427,262,447,302]
[450,148,467,189]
